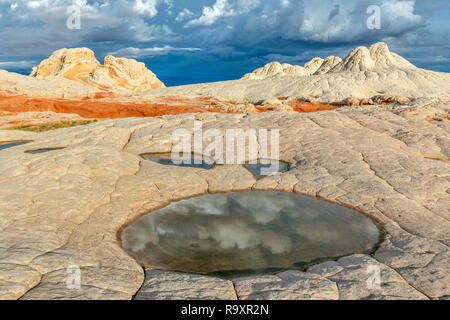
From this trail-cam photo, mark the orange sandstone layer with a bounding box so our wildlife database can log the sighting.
[0,94,233,119]
[288,99,338,112]
[0,93,339,122]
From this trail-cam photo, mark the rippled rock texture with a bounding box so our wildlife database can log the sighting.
[0,100,448,300]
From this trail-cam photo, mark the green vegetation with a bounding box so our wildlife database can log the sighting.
[8,120,98,132]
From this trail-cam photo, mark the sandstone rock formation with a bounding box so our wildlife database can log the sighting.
[0,100,448,300]
[1,42,448,105]
[334,95,411,107]
[242,42,416,79]
[282,64,310,76]
[0,69,99,99]
[0,42,449,124]
[158,42,449,103]
[304,57,325,74]
[242,57,341,79]
[242,54,344,79]
[0,111,90,129]
[329,42,416,73]
[242,61,309,80]
[30,48,165,92]
[313,56,342,75]
[330,46,375,72]
[30,48,99,79]
[135,270,237,300]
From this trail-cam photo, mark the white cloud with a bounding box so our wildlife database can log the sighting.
[134,0,159,17]
[382,0,421,21]
[0,0,177,59]
[186,0,261,27]
[434,56,450,63]
[187,0,232,26]
[175,8,193,22]
[0,60,36,68]
[184,0,424,45]
[26,1,45,8]
[109,46,202,58]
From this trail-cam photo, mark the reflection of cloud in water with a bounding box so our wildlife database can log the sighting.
[166,195,229,216]
[121,191,380,273]
[231,191,296,225]
[210,223,292,254]
[125,220,158,252]
[126,209,293,255]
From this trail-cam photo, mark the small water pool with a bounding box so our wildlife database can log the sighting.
[0,141,31,151]
[25,147,66,154]
[142,153,289,178]
[121,191,380,277]
[244,160,289,179]
[142,153,214,169]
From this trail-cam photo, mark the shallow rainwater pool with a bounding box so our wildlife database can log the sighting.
[142,153,289,178]
[142,153,214,169]
[0,141,31,151]
[25,147,66,154]
[121,191,381,277]
[244,160,289,179]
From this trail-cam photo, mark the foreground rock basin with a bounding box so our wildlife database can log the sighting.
[121,191,381,277]
[0,101,449,300]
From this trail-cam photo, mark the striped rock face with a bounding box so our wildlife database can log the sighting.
[30,48,165,92]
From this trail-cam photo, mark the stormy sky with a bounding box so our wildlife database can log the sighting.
[0,0,448,85]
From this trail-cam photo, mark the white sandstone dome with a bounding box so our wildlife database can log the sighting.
[242,42,417,80]
[30,48,165,92]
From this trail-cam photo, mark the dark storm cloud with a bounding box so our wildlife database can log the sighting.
[0,0,448,80]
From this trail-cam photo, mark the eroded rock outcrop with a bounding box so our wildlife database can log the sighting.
[304,57,325,74]
[242,62,309,80]
[0,102,449,300]
[30,48,165,92]
[242,42,416,79]
[314,56,343,75]
[1,42,449,117]
[330,42,416,73]
[335,95,411,107]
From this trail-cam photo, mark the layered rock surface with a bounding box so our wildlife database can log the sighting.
[242,42,415,79]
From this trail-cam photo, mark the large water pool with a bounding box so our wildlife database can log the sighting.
[121,191,380,277]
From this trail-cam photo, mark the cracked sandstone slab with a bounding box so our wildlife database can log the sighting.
[0,101,448,300]
[135,270,237,300]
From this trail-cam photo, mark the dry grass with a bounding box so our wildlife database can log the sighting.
[9,120,98,132]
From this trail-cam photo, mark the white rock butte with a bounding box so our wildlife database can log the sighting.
[30,48,165,92]
[242,42,416,79]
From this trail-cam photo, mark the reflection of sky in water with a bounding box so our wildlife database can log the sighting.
[142,153,214,169]
[142,154,289,178]
[244,161,289,179]
[25,148,65,154]
[0,141,31,151]
[122,191,380,276]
